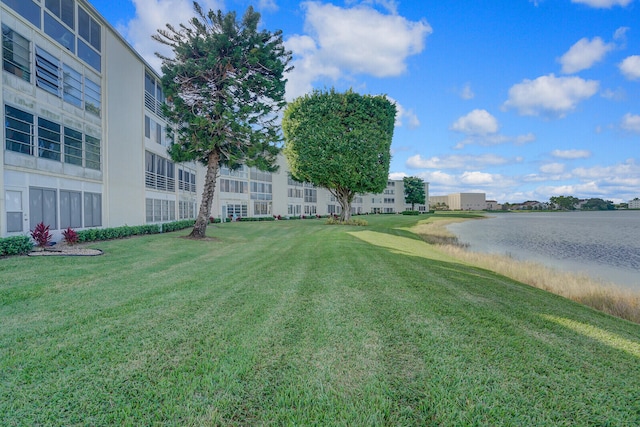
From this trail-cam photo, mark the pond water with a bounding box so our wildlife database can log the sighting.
[446,211,640,290]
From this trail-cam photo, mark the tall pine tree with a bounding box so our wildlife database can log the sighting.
[154,3,292,238]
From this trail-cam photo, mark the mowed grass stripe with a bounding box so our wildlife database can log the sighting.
[1,215,639,425]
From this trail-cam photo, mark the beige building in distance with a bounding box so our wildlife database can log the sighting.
[429,193,486,211]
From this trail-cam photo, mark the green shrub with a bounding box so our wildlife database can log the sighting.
[402,210,420,215]
[162,220,196,233]
[0,235,33,256]
[325,217,368,226]
[77,224,161,242]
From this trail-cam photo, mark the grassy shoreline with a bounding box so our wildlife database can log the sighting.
[413,213,640,324]
[2,215,639,424]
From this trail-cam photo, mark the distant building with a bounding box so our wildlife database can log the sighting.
[485,200,502,211]
[429,193,486,211]
[629,198,640,209]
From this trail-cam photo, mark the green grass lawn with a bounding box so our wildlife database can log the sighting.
[1,215,639,425]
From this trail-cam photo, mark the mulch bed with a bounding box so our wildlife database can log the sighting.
[28,244,103,256]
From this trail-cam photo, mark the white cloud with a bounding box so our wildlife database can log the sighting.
[388,171,407,180]
[542,182,604,196]
[413,170,458,186]
[513,133,537,145]
[619,55,640,80]
[351,0,399,14]
[460,171,495,185]
[601,87,626,101]
[387,97,420,128]
[614,26,630,41]
[285,1,432,99]
[531,159,640,201]
[571,0,633,7]
[540,163,565,174]
[459,83,475,100]
[450,109,498,135]
[453,132,536,150]
[551,149,592,159]
[406,153,512,170]
[572,159,640,186]
[258,0,279,13]
[559,37,615,74]
[503,74,599,117]
[621,113,640,132]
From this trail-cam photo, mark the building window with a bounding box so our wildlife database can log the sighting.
[250,181,272,201]
[287,188,303,198]
[226,204,247,218]
[84,192,101,227]
[220,179,247,194]
[144,115,164,145]
[328,205,338,215]
[63,127,83,166]
[146,198,176,222]
[179,200,195,220]
[1,0,41,27]
[43,11,75,53]
[29,187,57,230]
[220,165,247,178]
[254,201,271,216]
[45,0,75,29]
[384,198,395,204]
[5,105,34,155]
[77,39,100,71]
[5,190,23,232]
[77,6,101,52]
[144,71,164,116]
[2,25,31,82]
[62,64,82,107]
[85,135,101,170]
[37,117,61,161]
[178,168,196,193]
[145,151,175,191]
[287,204,301,215]
[250,167,272,182]
[85,76,101,116]
[35,46,61,96]
[60,190,82,228]
[304,188,317,203]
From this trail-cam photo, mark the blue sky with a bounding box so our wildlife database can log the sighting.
[88,0,640,203]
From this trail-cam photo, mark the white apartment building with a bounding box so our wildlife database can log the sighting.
[0,0,428,239]
[629,198,640,209]
[210,153,430,220]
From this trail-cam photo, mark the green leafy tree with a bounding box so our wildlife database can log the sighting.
[403,176,425,211]
[550,195,579,211]
[153,3,292,238]
[282,89,396,222]
[582,198,615,210]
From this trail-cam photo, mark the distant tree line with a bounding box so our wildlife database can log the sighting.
[549,195,615,211]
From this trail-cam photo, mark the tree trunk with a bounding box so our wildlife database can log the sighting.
[189,151,220,238]
[337,189,353,222]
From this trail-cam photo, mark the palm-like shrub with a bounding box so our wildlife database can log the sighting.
[62,227,79,245]
[30,222,52,248]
